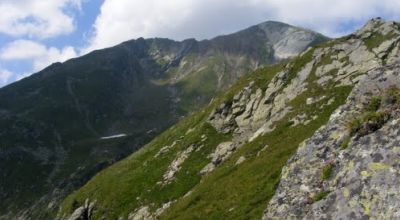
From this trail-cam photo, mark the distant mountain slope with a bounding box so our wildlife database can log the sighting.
[58,18,400,219]
[0,21,325,218]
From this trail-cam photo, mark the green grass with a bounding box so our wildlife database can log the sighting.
[340,136,351,150]
[347,110,390,137]
[363,31,397,51]
[383,86,400,105]
[314,191,330,202]
[159,52,352,218]
[59,62,284,219]
[321,163,334,180]
[347,87,400,138]
[366,96,382,111]
[60,108,231,218]
[161,85,352,219]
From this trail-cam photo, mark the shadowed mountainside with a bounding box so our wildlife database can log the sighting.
[0,21,326,219]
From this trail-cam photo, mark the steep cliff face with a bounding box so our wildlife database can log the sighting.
[0,21,324,219]
[59,18,400,219]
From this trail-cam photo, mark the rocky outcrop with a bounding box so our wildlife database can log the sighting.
[161,144,197,184]
[128,206,153,220]
[263,65,400,219]
[208,29,382,136]
[205,18,400,219]
[127,200,175,220]
[263,18,400,220]
[66,199,96,220]
[208,17,400,146]
[200,142,235,174]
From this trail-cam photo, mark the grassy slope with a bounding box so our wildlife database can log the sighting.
[60,40,353,219]
[161,49,352,219]
[59,62,283,218]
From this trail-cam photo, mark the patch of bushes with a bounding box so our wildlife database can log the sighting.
[314,190,330,202]
[363,32,396,51]
[346,88,400,137]
[347,117,363,136]
[321,163,334,180]
[383,86,400,105]
[340,136,351,150]
[347,111,390,137]
[366,96,381,111]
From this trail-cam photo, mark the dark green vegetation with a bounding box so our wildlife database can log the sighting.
[348,109,390,136]
[60,35,353,219]
[366,97,381,112]
[314,191,330,202]
[321,163,334,180]
[0,21,326,218]
[340,136,351,150]
[364,32,397,52]
[347,87,400,137]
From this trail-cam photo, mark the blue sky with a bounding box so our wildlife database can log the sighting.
[0,0,399,87]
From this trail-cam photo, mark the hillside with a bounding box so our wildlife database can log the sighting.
[59,18,400,219]
[0,21,325,219]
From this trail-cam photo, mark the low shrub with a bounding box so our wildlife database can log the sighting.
[314,190,330,202]
[347,111,390,137]
[321,163,334,180]
[340,136,351,150]
[383,86,400,105]
[347,118,362,136]
[366,96,381,111]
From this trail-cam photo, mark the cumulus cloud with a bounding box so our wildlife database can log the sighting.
[0,39,77,72]
[0,0,81,39]
[84,0,400,52]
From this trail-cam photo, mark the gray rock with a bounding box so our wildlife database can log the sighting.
[235,156,246,165]
[66,199,96,220]
[161,144,196,184]
[200,142,235,174]
[264,64,400,219]
[128,206,153,220]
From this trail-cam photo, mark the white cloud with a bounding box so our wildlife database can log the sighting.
[0,40,48,60]
[0,67,12,85]
[0,39,77,72]
[84,0,400,52]
[0,0,81,39]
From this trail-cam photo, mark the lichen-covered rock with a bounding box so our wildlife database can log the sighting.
[264,64,400,219]
[200,142,235,174]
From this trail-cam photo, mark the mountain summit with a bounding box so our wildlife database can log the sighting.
[0,21,325,219]
[58,18,400,219]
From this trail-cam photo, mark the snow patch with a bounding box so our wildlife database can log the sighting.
[100,133,127,140]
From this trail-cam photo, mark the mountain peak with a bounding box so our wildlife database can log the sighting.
[254,20,328,59]
[356,17,400,38]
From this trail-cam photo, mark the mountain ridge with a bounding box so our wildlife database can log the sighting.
[58,17,400,219]
[0,20,325,219]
